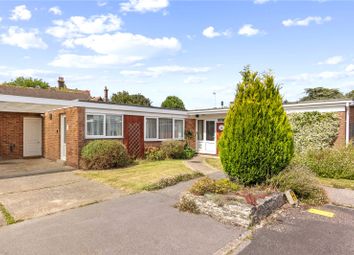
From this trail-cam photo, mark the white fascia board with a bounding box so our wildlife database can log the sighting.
[85,108,188,118]
[0,94,188,117]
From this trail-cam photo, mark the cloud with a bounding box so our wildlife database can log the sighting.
[120,65,211,78]
[120,0,169,13]
[46,14,122,38]
[282,16,332,27]
[50,54,143,68]
[0,26,47,49]
[254,0,270,4]
[0,17,2,23]
[345,64,354,72]
[10,5,32,21]
[0,67,53,78]
[62,32,181,55]
[238,24,260,36]
[202,26,231,38]
[318,56,343,65]
[184,76,207,84]
[97,1,107,7]
[49,6,62,16]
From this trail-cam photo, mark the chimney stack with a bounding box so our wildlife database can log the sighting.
[104,86,109,102]
[58,77,65,89]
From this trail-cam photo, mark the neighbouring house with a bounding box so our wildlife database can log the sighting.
[0,78,353,168]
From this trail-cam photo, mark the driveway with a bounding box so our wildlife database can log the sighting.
[239,205,354,255]
[0,180,246,255]
[0,169,124,223]
[0,158,73,179]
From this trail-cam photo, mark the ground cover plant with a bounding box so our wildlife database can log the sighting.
[145,140,196,160]
[219,67,294,185]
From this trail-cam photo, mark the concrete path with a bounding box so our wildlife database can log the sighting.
[239,205,354,255]
[185,156,226,179]
[0,180,246,255]
[323,186,354,208]
[0,171,124,221]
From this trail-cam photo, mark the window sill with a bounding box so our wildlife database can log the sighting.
[85,136,124,139]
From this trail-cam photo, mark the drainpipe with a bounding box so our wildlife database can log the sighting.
[345,102,350,146]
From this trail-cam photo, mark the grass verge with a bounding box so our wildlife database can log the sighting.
[319,178,354,190]
[0,203,16,225]
[203,157,223,170]
[78,160,199,193]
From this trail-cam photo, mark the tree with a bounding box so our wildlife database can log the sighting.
[3,77,50,89]
[219,67,294,185]
[161,96,186,110]
[346,90,354,99]
[300,87,344,101]
[111,90,152,106]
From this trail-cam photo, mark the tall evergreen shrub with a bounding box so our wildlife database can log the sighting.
[219,67,294,185]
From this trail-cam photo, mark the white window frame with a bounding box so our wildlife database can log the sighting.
[144,117,185,141]
[85,113,124,139]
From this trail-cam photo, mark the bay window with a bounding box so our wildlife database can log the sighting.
[145,117,184,140]
[86,113,123,138]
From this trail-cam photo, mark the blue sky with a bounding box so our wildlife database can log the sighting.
[0,0,353,109]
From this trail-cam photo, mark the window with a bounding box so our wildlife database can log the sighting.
[86,114,123,138]
[197,120,204,141]
[106,115,123,137]
[174,119,184,140]
[159,118,173,139]
[145,117,184,140]
[206,120,215,141]
[87,114,104,136]
[146,118,157,139]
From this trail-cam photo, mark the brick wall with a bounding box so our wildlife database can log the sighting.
[185,118,196,149]
[334,111,347,147]
[0,112,42,160]
[350,106,354,142]
[44,107,85,168]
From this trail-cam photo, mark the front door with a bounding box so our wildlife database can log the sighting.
[23,118,42,157]
[60,115,67,161]
[196,119,216,154]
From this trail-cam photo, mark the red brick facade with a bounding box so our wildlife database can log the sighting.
[0,112,42,160]
[44,107,85,168]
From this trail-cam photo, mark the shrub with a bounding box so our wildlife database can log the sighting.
[219,67,294,185]
[183,145,196,159]
[143,172,204,191]
[145,147,166,161]
[303,146,354,180]
[269,162,328,205]
[288,112,340,153]
[81,140,130,169]
[176,195,200,214]
[160,140,185,159]
[189,177,239,195]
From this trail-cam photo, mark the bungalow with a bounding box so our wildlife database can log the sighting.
[0,78,353,168]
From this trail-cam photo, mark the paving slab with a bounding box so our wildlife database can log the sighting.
[323,186,354,208]
[0,172,124,221]
[185,156,226,179]
[0,181,246,255]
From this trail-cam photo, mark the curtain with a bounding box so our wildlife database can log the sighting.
[174,120,184,139]
[87,115,104,136]
[146,118,157,139]
[106,115,122,137]
[159,118,173,139]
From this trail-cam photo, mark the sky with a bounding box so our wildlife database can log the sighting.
[0,0,353,109]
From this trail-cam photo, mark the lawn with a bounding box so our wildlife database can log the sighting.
[78,160,198,193]
[204,157,223,170]
[319,178,354,190]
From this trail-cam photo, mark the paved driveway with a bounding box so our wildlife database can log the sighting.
[0,180,246,255]
[0,170,124,223]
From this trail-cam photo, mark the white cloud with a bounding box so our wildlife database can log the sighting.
[49,6,62,16]
[46,14,122,38]
[10,5,32,21]
[282,16,332,27]
[345,64,354,73]
[62,32,181,55]
[50,54,143,68]
[254,0,270,4]
[0,67,53,78]
[97,1,107,7]
[0,26,47,49]
[120,65,211,78]
[184,76,207,84]
[120,0,169,13]
[0,17,2,23]
[238,24,260,36]
[318,56,343,65]
[202,26,231,38]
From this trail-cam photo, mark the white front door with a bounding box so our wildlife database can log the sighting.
[196,119,217,154]
[23,118,42,157]
[60,115,67,161]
